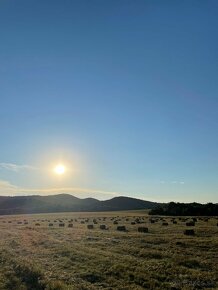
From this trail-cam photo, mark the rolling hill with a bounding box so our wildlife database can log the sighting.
[0,194,159,215]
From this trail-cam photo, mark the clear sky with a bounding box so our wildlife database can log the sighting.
[0,0,217,203]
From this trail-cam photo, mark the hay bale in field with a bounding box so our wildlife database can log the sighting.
[186,221,195,226]
[184,229,195,236]
[81,221,85,224]
[113,221,118,225]
[117,225,126,231]
[35,223,40,226]
[131,222,136,225]
[162,222,168,226]
[173,221,177,224]
[24,221,28,225]
[87,224,94,229]
[99,224,106,230]
[68,223,73,228]
[138,227,148,233]
[17,221,22,224]
[59,223,65,227]
[93,219,98,224]
[149,219,155,224]
[49,223,53,227]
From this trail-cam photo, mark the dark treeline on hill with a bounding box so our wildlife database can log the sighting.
[149,202,218,216]
[0,194,159,215]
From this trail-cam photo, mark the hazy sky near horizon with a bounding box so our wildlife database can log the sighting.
[0,0,217,203]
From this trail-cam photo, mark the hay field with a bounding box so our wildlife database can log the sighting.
[0,211,217,290]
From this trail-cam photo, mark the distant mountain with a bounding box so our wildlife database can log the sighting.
[0,194,159,215]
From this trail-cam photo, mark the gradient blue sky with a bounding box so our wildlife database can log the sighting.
[0,0,217,202]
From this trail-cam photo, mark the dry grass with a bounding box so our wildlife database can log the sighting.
[0,211,217,290]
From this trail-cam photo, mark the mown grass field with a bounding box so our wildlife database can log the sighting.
[0,211,217,290]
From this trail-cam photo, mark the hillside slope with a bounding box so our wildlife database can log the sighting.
[0,194,158,215]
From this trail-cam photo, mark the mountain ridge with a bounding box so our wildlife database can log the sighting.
[0,194,159,215]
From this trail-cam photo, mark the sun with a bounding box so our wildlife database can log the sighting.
[54,164,66,175]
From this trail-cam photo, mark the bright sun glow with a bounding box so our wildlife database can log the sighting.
[54,164,66,175]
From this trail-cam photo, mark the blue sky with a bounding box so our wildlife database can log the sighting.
[0,0,217,202]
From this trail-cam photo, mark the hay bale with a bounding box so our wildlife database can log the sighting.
[99,224,106,230]
[87,224,94,229]
[131,222,136,225]
[162,222,168,226]
[186,221,195,226]
[117,226,126,231]
[113,221,118,225]
[49,223,53,227]
[135,218,141,224]
[184,229,195,236]
[173,221,177,224]
[59,223,65,227]
[35,223,40,226]
[138,227,148,233]
[68,223,73,228]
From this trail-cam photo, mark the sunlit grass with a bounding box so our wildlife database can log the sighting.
[0,211,217,289]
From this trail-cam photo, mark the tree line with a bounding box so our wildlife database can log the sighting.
[149,202,218,216]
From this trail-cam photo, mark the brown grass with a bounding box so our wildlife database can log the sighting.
[0,211,217,289]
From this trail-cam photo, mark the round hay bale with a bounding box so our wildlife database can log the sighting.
[49,223,53,227]
[113,221,118,225]
[59,223,65,227]
[68,223,73,228]
[35,223,40,226]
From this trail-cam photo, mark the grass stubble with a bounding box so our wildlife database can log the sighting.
[0,211,217,290]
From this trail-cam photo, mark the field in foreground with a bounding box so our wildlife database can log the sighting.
[0,211,217,290]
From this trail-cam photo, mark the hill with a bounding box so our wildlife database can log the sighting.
[0,194,159,215]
